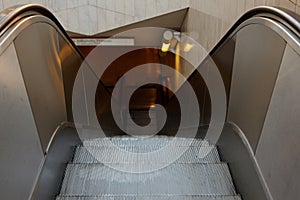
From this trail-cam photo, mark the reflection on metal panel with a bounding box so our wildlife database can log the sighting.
[217,123,270,200]
[228,24,286,151]
[0,43,44,199]
[211,37,236,100]
[32,125,81,200]
[14,23,67,152]
[256,45,300,200]
[58,34,83,121]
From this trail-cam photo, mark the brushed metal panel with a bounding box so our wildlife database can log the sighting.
[211,37,236,100]
[58,35,113,129]
[0,43,44,199]
[256,45,300,200]
[228,24,286,151]
[14,23,67,152]
[32,124,81,200]
[217,123,270,200]
[58,35,83,122]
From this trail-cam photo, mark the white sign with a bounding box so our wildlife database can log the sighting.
[72,38,135,46]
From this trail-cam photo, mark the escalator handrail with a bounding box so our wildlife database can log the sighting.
[2,5,298,62]
[166,6,300,114]
[0,4,82,59]
[211,6,300,54]
[0,4,113,104]
[2,5,298,66]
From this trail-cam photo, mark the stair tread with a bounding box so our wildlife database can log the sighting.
[73,145,220,164]
[56,195,242,200]
[82,137,213,147]
[60,163,236,196]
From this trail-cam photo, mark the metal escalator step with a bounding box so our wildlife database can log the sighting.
[56,195,242,200]
[82,137,213,147]
[60,163,236,196]
[72,145,220,164]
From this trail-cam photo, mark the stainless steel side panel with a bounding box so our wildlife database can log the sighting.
[228,23,286,151]
[217,123,269,200]
[0,43,44,199]
[14,22,67,151]
[256,45,300,200]
[58,35,83,121]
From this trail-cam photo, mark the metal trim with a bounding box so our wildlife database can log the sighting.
[224,122,274,200]
[0,15,67,55]
[232,17,300,54]
[45,121,76,155]
[210,6,300,55]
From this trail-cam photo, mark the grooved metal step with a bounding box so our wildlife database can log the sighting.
[72,145,220,164]
[60,163,236,196]
[56,195,242,200]
[82,137,214,147]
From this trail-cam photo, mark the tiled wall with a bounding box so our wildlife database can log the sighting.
[0,0,299,39]
[0,0,189,35]
[184,0,300,52]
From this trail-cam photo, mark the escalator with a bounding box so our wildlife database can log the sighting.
[57,136,240,200]
[0,4,299,200]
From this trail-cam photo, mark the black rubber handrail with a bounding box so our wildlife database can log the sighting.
[0,4,80,58]
[0,4,112,97]
[166,6,300,110]
[211,6,300,54]
[2,5,299,66]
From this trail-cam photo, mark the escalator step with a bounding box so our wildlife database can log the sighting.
[60,163,236,196]
[56,195,242,200]
[72,145,220,164]
[81,137,213,147]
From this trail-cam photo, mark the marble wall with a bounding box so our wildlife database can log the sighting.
[0,0,189,35]
[184,0,300,52]
[0,0,299,44]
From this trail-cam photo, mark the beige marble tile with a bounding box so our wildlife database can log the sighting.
[168,0,180,10]
[237,0,246,16]
[115,12,126,27]
[2,0,18,8]
[296,5,300,14]
[55,9,68,29]
[78,5,90,34]
[97,0,105,8]
[225,0,240,22]
[30,0,45,5]
[97,7,106,32]
[105,0,115,11]
[279,0,296,11]
[125,0,134,16]
[66,0,79,9]
[105,10,116,30]
[156,0,169,13]
[115,0,125,14]
[254,0,267,6]
[66,7,80,33]
[245,0,255,10]
[89,5,98,34]
[146,0,156,17]
[134,0,146,19]
[88,0,97,6]
[124,14,136,25]
[0,0,3,10]
[180,0,189,7]
[55,0,68,11]
[79,0,88,7]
